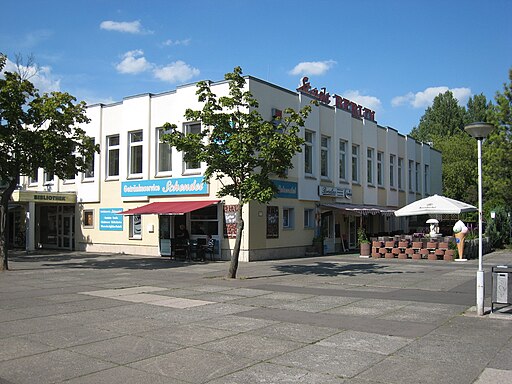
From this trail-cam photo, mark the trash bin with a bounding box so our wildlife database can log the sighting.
[492,265,512,313]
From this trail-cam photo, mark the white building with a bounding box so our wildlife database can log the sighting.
[11,75,442,261]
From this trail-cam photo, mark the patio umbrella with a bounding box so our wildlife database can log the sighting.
[394,194,477,217]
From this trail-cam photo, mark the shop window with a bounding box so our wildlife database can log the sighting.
[107,135,120,178]
[83,210,94,228]
[304,209,314,228]
[184,123,201,171]
[191,204,218,236]
[157,128,172,174]
[283,208,294,229]
[129,130,143,177]
[129,215,142,239]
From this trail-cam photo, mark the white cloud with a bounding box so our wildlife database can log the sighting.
[115,50,152,74]
[153,61,200,83]
[289,60,336,76]
[1,58,60,93]
[100,20,148,34]
[342,90,382,111]
[392,86,472,108]
[163,38,191,46]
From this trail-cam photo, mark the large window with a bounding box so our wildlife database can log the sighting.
[304,130,314,175]
[398,157,404,190]
[351,144,359,183]
[408,160,414,192]
[320,135,330,178]
[107,135,120,178]
[129,215,142,239]
[389,154,396,188]
[157,128,172,173]
[377,151,383,186]
[367,148,374,185]
[339,140,347,181]
[424,164,430,195]
[415,162,421,193]
[129,131,143,176]
[29,168,38,185]
[83,138,95,180]
[184,123,201,171]
[44,170,54,185]
[191,204,218,236]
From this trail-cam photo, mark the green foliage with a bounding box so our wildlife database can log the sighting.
[485,206,511,248]
[357,227,369,245]
[0,53,98,270]
[483,68,512,210]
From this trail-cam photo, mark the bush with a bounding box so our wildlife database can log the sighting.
[485,206,511,248]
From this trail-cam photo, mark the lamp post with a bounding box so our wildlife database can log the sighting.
[464,122,494,316]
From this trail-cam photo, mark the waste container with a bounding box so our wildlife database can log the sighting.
[492,265,512,313]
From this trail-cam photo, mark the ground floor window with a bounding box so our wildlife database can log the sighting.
[129,215,142,239]
[191,204,218,236]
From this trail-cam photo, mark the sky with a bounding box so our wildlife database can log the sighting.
[1,0,511,135]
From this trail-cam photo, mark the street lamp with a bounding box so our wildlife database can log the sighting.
[464,122,494,316]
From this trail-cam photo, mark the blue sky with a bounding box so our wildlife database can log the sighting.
[1,0,511,134]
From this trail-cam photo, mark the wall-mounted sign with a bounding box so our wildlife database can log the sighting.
[297,77,376,122]
[319,186,352,199]
[12,190,76,204]
[273,180,298,199]
[99,208,123,231]
[121,177,208,197]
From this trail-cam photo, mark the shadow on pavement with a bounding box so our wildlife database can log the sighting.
[272,261,421,277]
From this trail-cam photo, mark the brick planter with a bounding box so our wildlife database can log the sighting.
[444,249,455,261]
[398,253,408,259]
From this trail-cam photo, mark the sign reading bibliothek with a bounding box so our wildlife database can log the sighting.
[121,177,208,197]
[100,208,123,231]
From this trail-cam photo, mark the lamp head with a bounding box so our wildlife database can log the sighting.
[464,122,494,140]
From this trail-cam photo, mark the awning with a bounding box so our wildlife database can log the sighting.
[321,203,396,216]
[119,200,220,215]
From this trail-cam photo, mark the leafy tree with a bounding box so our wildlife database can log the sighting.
[410,91,465,145]
[0,54,98,270]
[485,206,511,248]
[483,68,512,211]
[465,94,491,125]
[162,67,311,278]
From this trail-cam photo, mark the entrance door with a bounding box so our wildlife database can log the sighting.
[61,214,73,250]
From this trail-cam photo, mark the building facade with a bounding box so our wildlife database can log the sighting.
[12,75,442,261]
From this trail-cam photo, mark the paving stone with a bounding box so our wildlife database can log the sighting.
[317,330,412,355]
[61,366,184,384]
[193,314,278,332]
[0,336,55,362]
[137,323,236,347]
[249,322,341,343]
[473,368,512,384]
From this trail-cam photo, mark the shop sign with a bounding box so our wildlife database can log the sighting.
[99,208,123,231]
[121,177,208,197]
[273,180,298,199]
[297,77,376,122]
[12,190,76,204]
[319,185,352,199]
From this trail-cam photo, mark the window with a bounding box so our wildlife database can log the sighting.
[367,148,374,185]
[44,170,54,184]
[304,130,314,175]
[157,128,172,173]
[408,160,414,192]
[389,155,395,188]
[424,164,430,195]
[129,215,142,239]
[107,135,120,178]
[377,151,383,186]
[339,140,347,181]
[304,209,314,228]
[191,204,219,236]
[83,210,94,228]
[320,135,330,178]
[83,138,95,179]
[415,162,421,193]
[283,208,294,229]
[184,123,201,171]
[398,157,404,190]
[29,168,39,185]
[129,131,143,176]
[351,144,359,183]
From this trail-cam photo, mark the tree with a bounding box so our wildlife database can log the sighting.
[465,94,491,125]
[162,67,312,278]
[0,54,98,270]
[483,68,512,211]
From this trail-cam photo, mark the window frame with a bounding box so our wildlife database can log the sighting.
[320,135,330,178]
[156,127,172,175]
[83,210,94,229]
[106,134,120,179]
[128,130,143,177]
[351,144,359,183]
[377,151,383,186]
[398,157,404,190]
[129,214,142,240]
[389,154,396,188]
[82,138,95,181]
[339,139,347,181]
[283,207,295,230]
[304,130,314,176]
[367,147,374,185]
[304,209,314,229]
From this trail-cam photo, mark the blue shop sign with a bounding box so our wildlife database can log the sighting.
[273,180,298,199]
[121,177,208,197]
[100,208,123,231]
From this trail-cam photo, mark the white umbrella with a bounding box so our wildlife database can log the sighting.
[394,194,477,217]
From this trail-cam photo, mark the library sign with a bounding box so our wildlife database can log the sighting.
[12,190,76,204]
[297,77,376,122]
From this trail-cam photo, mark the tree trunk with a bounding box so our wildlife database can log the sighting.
[0,180,17,271]
[227,203,243,279]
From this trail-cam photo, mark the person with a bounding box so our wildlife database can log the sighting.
[177,224,189,239]
[199,234,215,261]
